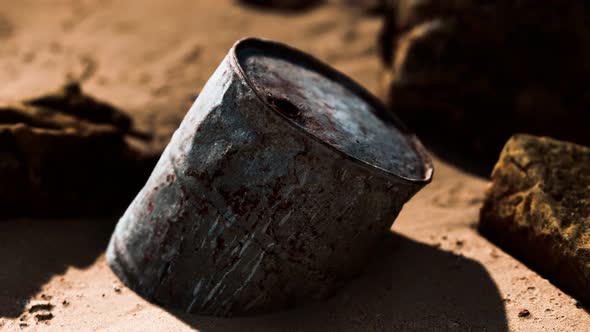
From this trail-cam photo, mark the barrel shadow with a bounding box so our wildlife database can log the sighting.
[173,231,508,331]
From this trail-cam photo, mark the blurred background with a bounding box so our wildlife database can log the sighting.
[1,1,589,331]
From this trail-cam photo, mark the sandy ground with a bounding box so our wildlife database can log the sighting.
[0,0,589,331]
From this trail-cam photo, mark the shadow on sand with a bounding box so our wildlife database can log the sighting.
[0,217,118,318]
[172,232,508,331]
[0,217,508,331]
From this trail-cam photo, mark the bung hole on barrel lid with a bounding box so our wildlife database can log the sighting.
[267,96,302,118]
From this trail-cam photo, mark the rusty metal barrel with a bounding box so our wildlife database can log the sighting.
[106,37,433,316]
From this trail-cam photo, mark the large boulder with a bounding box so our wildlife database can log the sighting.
[480,134,590,305]
[379,0,590,167]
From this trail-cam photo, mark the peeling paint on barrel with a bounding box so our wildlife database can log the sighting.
[106,37,433,316]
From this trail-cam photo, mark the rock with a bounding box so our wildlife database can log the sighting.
[27,300,54,322]
[379,0,590,167]
[337,0,385,14]
[34,313,53,321]
[0,82,158,217]
[236,0,322,11]
[237,0,384,13]
[28,302,54,313]
[518,309,530,318]
[479,134,590,306]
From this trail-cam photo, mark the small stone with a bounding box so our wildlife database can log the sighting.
[489,249,500,259]
[112,284,122,293]
[236,0,321,11]
[34,313,53,321]
[518,309,530,318]
[28,302,54,313]
[480,134,590,306]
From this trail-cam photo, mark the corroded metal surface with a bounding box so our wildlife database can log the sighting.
[240,44,425,179]
[106,38,433,316]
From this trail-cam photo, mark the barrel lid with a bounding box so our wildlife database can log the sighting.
[233,38,433,183]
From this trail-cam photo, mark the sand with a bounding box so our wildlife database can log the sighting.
[0,0,589,330]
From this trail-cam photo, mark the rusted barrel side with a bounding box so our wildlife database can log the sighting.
[107,38,433,316]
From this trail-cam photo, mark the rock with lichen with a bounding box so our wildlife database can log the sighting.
[0,82,157,217]
[479,134,590,305]
[379,0,590,166]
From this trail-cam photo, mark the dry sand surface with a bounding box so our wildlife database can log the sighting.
[0,0,589,331]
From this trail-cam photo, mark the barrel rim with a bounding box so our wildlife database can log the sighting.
[230,37,434,185]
